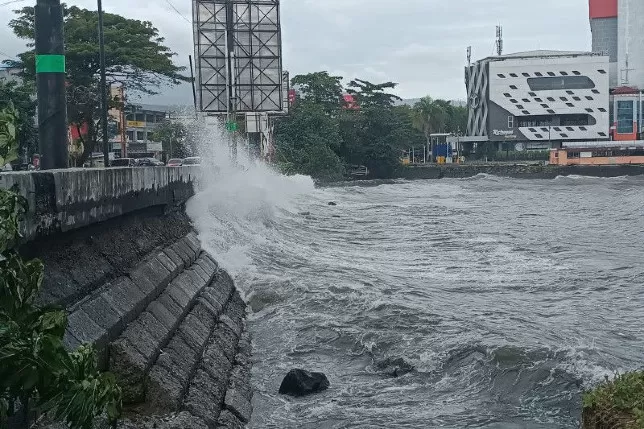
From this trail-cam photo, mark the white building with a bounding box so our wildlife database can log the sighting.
[465,50,611,149]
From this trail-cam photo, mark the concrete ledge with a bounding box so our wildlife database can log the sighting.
[0,167,200,241]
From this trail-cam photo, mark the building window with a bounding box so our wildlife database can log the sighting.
[566,90,574,95]
[529,92,537,97]
[516,105,524,109]
[592,89,600,94]
[579,126,587,131]
[560,97,568,101]
[598,108,607,112]
[504,93,512,97]
[566,103,575,107]
[135,113,145,122]
[585,96,594,101]
[535,133,543,138]
[136,131,147,141]
[535,98,543,102]
[598,69,607,74]
[554,127,562,131]
[498,74,506,78]
[510,99,518,103]
[510,85,518,90]
[510,73,518,77]
[560,71,569,76]
[573,96,581,101]
[126,130,135,142]
[566,126,575,131]
[522,98,530,103]
[547,97,556,101]
[541,127,549,132]
[527,76,596,91]
[585,108,594,113]
[547,109,556,114]
[541,104,549,108]
[598,132,607,137]
[529,128,537,132]
[522,110,530,115]
[535,72,543,77]
[560,133,569,138]
[572,71,581,75]
[508,116,514,128]
[546,72,555,76]
[617,100,634,134]
[523,73,530,77]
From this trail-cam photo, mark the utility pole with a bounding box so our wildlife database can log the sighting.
[35,0,68,169]
[98,0,110,167]
[225,0,238,162]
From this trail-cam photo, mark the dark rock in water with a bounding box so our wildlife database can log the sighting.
[375,357,415,377]
[328,202,337,206]
[279,369,330,397]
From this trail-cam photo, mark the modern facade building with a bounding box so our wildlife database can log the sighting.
[465,50,610,150]
[590,0,644,89]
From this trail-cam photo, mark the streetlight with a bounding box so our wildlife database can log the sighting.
[98,0,109,167]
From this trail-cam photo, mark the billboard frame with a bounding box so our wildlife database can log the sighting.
[193,0,284,114]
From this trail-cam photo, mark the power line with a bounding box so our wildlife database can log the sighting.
[0,0,27,7]
[163,0,190,23]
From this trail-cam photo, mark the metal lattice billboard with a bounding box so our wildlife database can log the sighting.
[193,0,283,113]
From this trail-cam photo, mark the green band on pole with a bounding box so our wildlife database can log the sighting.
[36,55,66,73]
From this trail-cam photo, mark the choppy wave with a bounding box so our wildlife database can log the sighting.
[185,128,644,428]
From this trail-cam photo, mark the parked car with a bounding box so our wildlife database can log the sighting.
[182,157,202,166]
[110,158,137,167]
[167,158,183,167]
[136,158,164,167]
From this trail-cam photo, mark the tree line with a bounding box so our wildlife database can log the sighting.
[2,5,187,167]
[274,72,468,181]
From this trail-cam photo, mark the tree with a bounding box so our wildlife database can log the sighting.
[346,79,401,108]
[412,97,446,153]
[0,80,37,162]
[291,72,344,115]
[275,102,344,182]
[8,5,188,165]
[149,120,193,160]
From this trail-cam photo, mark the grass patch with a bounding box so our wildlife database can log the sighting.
[583,372,644,429]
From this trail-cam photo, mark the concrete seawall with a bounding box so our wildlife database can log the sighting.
[1,167,251,429]
[398,164,644,180]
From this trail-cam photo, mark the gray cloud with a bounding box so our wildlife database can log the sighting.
[0,0,592,104]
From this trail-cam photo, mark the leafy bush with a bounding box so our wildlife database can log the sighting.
[583,372,644,429]
[0,103,20,168]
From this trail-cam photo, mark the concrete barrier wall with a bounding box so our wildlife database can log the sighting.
[1,168,252,429]
[0,167,201,241]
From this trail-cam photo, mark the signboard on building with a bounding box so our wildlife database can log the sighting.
[126,120,146,128]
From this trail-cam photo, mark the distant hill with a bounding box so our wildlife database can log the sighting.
[395,98,467,107]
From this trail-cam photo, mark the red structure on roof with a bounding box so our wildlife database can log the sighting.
[342,94,359,110]
[589,0,618,19]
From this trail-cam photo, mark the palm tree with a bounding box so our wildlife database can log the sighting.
[412,97,446,162]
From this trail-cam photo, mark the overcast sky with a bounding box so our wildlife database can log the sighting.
[0,0,592,104]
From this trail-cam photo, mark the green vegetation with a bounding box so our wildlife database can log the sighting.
[0,80,37,162]
[275,72,467,181]
[0,103,20,168]
[0,111,122,428]
[7,5,188,165]
[149,120,196,160]
[583,372,644,429]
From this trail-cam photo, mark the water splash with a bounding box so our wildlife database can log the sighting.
[184,117,315,276]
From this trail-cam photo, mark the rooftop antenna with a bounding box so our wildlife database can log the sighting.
[467,46,472,67]
[496,25,503,56]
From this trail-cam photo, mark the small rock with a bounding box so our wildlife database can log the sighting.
[278,369,330,397]
[328,202,337,206]
[375,357,415,377]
